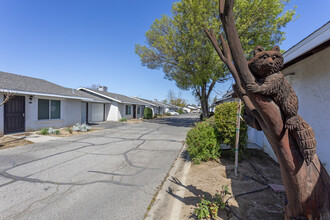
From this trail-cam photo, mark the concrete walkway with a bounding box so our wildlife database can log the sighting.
[0,115,197,220]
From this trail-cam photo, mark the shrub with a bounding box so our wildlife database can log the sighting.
[65,127,73,134]
[214,101,248,161]
[165,112,171,116]
[40,128,60,135]
[48,128,60,135]
[119,118,127,122]
[144,107,153,119]
[186,121,221,164]
[72,123,90,132]
[177,109,184,114]
[40,128,49,135]
[194,185,231,219]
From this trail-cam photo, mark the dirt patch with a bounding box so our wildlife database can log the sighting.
[180,150,285,220]
[35,128,99,137]
[0,136,33,150]
[124,119,143,124]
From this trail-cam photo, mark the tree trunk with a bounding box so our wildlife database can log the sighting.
[204,0,330,219]
[200,86,209,119]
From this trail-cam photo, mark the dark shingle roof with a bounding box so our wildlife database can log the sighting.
[78,88,146,105]
[131,97,165,107]
[0,71,107,102]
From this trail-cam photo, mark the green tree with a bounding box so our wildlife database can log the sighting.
[135,0,296,118]
[170,98,186,107]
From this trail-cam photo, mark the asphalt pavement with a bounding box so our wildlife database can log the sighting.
[0,114,198,220]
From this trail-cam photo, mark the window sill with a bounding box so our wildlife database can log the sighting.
[35,119,64,124]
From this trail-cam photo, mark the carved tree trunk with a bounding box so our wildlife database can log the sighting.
[205,0,330,219]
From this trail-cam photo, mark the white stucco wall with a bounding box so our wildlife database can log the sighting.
[117,103,126,120]
[26,96,81,131]
[0,94,84,134]
[282,47,330,171]
[0,94,4,135]
[122,104,133,120]
[107,101,121,121]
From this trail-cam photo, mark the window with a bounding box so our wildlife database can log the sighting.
[38,99,61,120]
[38,99,49,120]
[137,106,140,115]
[51,100,61,119]
[125,105,131,115]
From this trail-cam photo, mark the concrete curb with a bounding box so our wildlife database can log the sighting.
[145,143,191,220]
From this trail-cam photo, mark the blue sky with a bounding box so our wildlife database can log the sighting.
[0,0,329,105]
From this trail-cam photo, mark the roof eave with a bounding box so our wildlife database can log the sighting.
[0,89,105,102]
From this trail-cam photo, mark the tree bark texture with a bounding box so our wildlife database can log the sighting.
[205,0,330,219]
[199,85,210,119]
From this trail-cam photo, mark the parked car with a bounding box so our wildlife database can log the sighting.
[168,110,179,116]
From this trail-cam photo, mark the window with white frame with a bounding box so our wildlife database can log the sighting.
[125,105,132,115]
[38,99,61,120]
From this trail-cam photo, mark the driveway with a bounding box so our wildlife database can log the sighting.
[0,114,198,220]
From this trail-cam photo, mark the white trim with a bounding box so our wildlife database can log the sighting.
[1,89,109,103]
[78,87,144,105]
[131,97,157,107]
[283,22,330,64]
[78,87,122,103]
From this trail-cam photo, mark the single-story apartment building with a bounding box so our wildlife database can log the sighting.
[131,97,165,116]
[78,87,146,121]
[209,89,234,113]
[248,22,330,171]
[0,71,110,135]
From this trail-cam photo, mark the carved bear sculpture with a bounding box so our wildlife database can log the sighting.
[246,46,316,165]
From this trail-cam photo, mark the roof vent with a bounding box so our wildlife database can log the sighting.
[98,86,108,92]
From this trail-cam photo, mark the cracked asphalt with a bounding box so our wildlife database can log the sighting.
[0,114,198,220]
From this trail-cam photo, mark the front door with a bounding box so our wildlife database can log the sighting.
[4,96,25,134]
[133,105,136,119]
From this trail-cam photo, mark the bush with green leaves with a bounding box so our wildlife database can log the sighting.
[144,107,153,119]
[72,123,90,132]
[186,121,221,164]
[177,109,184,114]
[40,128,49,135]
[65,127,73,134]
[214,101,247,161]
[47,128,60,135]
[40,128,60,135]
[119,118,127,122]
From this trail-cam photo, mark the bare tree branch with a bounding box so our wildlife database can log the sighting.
[0,90,15,106]
[204,28,263,123]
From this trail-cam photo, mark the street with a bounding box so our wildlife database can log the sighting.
[0,114,198,220]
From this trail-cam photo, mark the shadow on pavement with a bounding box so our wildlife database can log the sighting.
[146,115,199,128]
